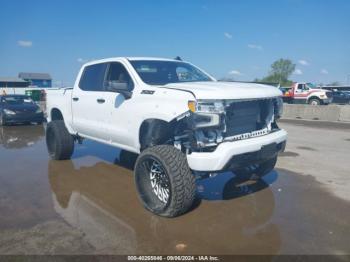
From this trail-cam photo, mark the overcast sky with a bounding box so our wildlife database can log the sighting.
[0,0,349,86]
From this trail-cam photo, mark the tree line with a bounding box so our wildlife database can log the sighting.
[222,58,342,87]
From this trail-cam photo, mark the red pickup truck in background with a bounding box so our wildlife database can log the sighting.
[281,82,333,105]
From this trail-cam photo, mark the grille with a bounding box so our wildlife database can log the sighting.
[224,100,272,138]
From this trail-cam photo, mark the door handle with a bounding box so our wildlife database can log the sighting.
[72,97,79,101]
[97,98,105,104]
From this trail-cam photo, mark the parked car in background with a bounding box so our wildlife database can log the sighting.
[331,90,350,104]
[0,95,44,126]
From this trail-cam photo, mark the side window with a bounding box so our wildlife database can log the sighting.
[105,62,134,91]
[79,63,108,91]
[297,84,304,90]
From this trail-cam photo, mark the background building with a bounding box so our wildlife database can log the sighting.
[0,77,30,94]
[18,72,52,88]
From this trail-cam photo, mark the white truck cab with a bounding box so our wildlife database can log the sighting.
[46,57,287,217]
[288,82,333,105]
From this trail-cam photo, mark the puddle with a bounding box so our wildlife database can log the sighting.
[0,126,350,255]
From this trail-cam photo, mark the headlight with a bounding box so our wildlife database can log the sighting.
[188,100,224,128]
[196,101,225,114]
[36,108,43,113]
[274,97,283,119]
[192,113,221,128]
[188,100,225,114]
[3,109,16,115]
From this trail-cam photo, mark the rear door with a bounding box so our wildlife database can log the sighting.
[72,62,111,140]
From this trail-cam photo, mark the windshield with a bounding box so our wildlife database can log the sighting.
[129,60,213,85]
[2,96,33,105]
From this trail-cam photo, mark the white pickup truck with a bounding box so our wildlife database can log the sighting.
[46,57,287,217]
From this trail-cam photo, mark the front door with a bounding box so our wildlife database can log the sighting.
[103,62,136,148]
[293,84,309,104]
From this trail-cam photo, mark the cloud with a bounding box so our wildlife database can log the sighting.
[293,69,303,75]
[77,58,87,63]
[229,70,242,76]
[321,69,329,75]
[298,60,309,66]
[17,40,32,47]
[224,32,233,39]
[247,44,263,50]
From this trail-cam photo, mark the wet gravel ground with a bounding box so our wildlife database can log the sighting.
[0,121,349,255]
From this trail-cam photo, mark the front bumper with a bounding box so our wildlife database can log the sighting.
[3,112,44,123]
[187,129,287,171]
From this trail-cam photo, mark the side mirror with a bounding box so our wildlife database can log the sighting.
[105,81,132,99]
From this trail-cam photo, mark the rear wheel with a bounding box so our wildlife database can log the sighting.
[46,120,74,160]
[134,145,196,217]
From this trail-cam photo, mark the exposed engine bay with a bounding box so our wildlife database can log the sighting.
[174,98,283,153]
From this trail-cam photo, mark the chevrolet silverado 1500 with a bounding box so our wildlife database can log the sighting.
[46,57,287,217]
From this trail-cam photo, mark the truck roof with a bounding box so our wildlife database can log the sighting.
[83,57,183,66]
[127,57,180,62]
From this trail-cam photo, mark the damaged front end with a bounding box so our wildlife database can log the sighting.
[173,97,284,153]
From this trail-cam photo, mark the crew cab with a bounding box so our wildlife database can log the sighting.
[285,82,333,105]
[45,57,287,217]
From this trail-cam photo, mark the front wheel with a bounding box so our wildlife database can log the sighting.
[309,98,321,105]
[46,120,74,160]
[134,145,196,217]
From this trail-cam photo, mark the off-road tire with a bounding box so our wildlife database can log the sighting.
[234,156,277,180]
[134,145,196,217]
[46,120,74,160]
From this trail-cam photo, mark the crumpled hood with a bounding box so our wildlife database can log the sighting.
[164,81,282,100]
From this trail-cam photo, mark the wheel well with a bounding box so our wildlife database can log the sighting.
[51,108,64,121]
[139,119,174,151]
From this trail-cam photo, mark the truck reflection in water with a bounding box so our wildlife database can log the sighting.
[0,125,44,149]
[48,149,281,254]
